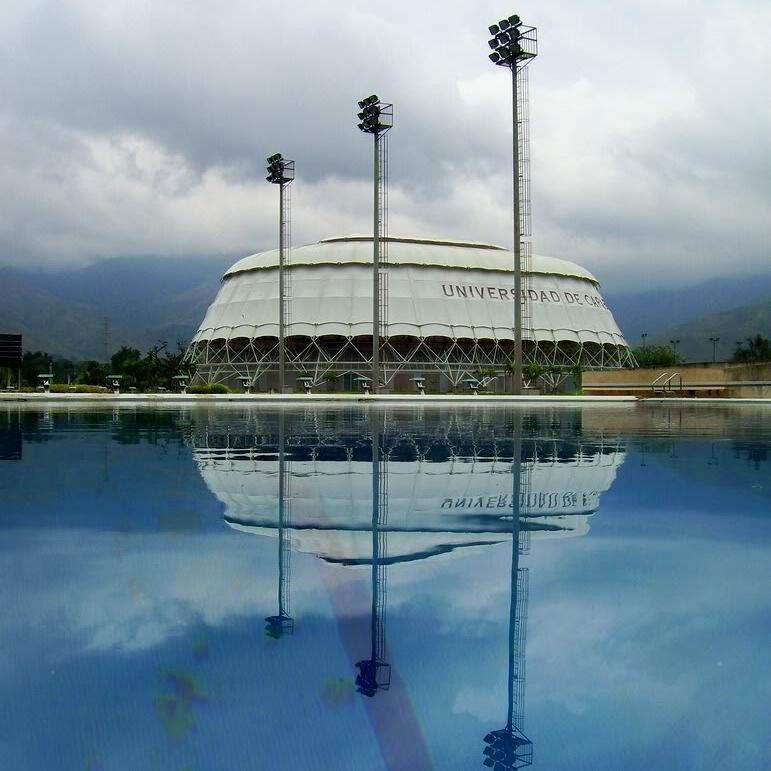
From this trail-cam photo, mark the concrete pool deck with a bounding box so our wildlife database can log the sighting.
[1,392,770,405]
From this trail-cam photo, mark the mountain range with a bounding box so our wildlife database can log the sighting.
[608,274,771,360]
[645,297,771,362]
[0,256,232,360]
[0,256,769,362]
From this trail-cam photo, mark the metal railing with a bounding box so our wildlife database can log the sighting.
[651,372,682,394]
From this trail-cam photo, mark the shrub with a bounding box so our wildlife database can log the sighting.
[187,383,230,394]
[49,384,110,393]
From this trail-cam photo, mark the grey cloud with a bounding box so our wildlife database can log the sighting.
[0,0,769,289]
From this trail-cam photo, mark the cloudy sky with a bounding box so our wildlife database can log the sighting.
[1,0,769,290]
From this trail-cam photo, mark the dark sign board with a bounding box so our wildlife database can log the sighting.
[0,334,22,368]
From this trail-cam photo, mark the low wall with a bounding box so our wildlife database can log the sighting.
[582,362,771,398]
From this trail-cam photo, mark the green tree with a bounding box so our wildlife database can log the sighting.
[110,346,142,373]
[54,356,77,384]
[105,341,191,390]
[21,351,52,387]
[733,335,770,363]
[109,346,147,389]
[522,363,544,382]
[632,345,683,367]
[147,341,192,389]
[76,360,109,386]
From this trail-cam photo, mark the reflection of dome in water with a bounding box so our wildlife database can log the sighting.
[195,445,625,563]
[185,235,633,388]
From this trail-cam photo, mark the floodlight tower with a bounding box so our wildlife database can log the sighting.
[266,153,295,393]
[709,336,720,362]
[355,411,391,696]
[265,410,294,638]
[483,419,533,768]
[487,14,538,395]
[357,95,393,392]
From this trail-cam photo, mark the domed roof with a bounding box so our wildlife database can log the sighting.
[191,233,628,348]
[225,235,599,284]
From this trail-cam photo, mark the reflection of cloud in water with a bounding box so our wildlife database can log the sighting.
[0,530,313,656]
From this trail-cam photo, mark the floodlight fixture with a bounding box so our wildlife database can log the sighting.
[489,24,500,35]
[499,18,511,30]
[358,94,378,108]
[266,153,295,185]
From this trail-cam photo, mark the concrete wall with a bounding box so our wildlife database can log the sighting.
[582,361,771,398]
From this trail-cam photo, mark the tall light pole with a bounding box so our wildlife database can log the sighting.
[709,336,720,363]
[266,153,295,393]
[357,95,393,392]
[670,339,680,357]
[483,415,533,768]
[487,14,537,395]
[641,332,648,348]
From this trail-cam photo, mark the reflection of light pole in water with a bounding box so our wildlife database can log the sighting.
[483,416,533,769]
[265,410,294,638]
[356,410,391,696]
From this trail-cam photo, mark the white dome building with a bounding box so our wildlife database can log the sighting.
[186,235,632,390]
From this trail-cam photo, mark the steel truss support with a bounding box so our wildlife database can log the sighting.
[186,335,635,390]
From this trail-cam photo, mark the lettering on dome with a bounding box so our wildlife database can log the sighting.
[440,284,609,310]
[441,491,601,511]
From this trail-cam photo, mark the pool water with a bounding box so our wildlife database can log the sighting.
[0,403,769,770]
